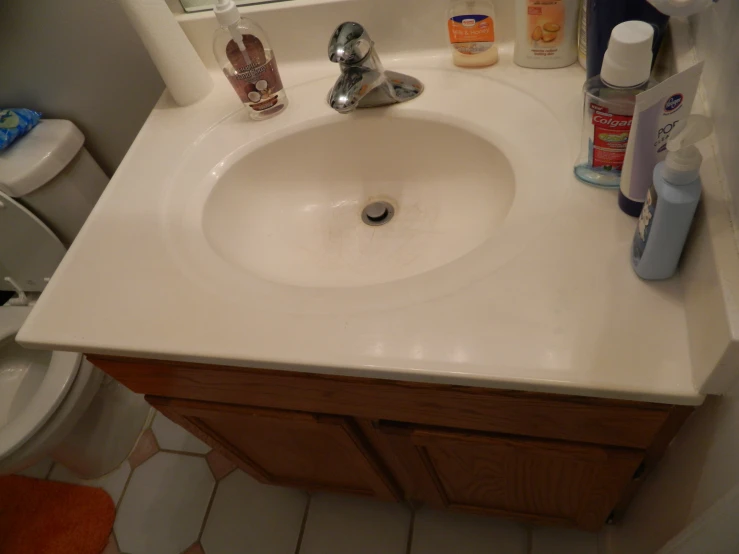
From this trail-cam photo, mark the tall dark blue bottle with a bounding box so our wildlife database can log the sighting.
[586,0,670,79]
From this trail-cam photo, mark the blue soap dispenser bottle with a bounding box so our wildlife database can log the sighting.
[631,115,713,280]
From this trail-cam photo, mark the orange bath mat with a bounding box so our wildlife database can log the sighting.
[0,475,115,554]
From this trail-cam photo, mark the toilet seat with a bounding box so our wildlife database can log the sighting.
[0,190,66,293]
[0,306,82,461]
[0,191,80,462]
[0,119,149,478]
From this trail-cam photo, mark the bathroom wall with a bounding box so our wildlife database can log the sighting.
[0,0,165,176]
[179,0,516,68]
[689,1,739,218]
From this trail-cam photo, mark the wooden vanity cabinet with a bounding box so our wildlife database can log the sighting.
[376,422,642,530]
[150,397,401,501]
[89,355,693,532]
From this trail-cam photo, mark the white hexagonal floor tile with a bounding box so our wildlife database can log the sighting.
[531,527,599,554]
[299,493,411,554]
[411,508,528,554]
[115,452,215,554]
[201,470,307,554]
[49,461,131,506]
[151,412,210,454]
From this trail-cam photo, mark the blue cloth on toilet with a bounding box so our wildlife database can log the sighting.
[0,109,42,151]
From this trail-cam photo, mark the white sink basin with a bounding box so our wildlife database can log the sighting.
[164,69,570,312]
[203,116,515,288]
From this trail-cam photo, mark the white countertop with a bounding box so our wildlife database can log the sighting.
[17,48,703,406]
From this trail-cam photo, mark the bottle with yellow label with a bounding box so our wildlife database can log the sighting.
[513,0,579,69]
[447,0,498,68]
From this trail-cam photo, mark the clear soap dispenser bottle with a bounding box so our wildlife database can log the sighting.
[447,0,498,67]
[213,0,287,120]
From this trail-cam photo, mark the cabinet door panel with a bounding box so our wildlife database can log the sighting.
[149,396,400,501]
[381,424,642,530]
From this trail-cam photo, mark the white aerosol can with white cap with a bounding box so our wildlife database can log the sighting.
[647,0,718,17]
[574,21,656,189]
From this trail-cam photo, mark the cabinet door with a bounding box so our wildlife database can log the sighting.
[380,423,643,530]
[149,397,401,501]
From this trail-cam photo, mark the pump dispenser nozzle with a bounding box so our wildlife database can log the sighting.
[662,115,713,185]
[214,0,251,64]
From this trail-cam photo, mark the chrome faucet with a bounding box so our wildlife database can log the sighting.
[327,22,423,114]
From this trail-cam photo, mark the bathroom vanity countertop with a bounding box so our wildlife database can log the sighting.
[17,50,704,406]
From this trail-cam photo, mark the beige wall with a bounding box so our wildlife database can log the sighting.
[0,0,165,176]
[690,1,739,216]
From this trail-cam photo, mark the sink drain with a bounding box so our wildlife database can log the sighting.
[361,201,395,226]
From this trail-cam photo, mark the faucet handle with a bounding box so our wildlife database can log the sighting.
[328,22,372,64]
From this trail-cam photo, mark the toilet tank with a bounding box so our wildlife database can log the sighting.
[0,120,108,247]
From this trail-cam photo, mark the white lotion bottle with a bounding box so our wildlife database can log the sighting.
[213,0,288,120]
[513,0,579,68]
[631,115,713,280]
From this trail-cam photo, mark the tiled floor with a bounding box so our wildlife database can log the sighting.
[19,411,601,554]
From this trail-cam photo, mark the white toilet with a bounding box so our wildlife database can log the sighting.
[0,119,150,478]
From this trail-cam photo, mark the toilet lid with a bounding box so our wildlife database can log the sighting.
[0,190,66,292]
[0,306,81,460]
[0,120,84,198]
